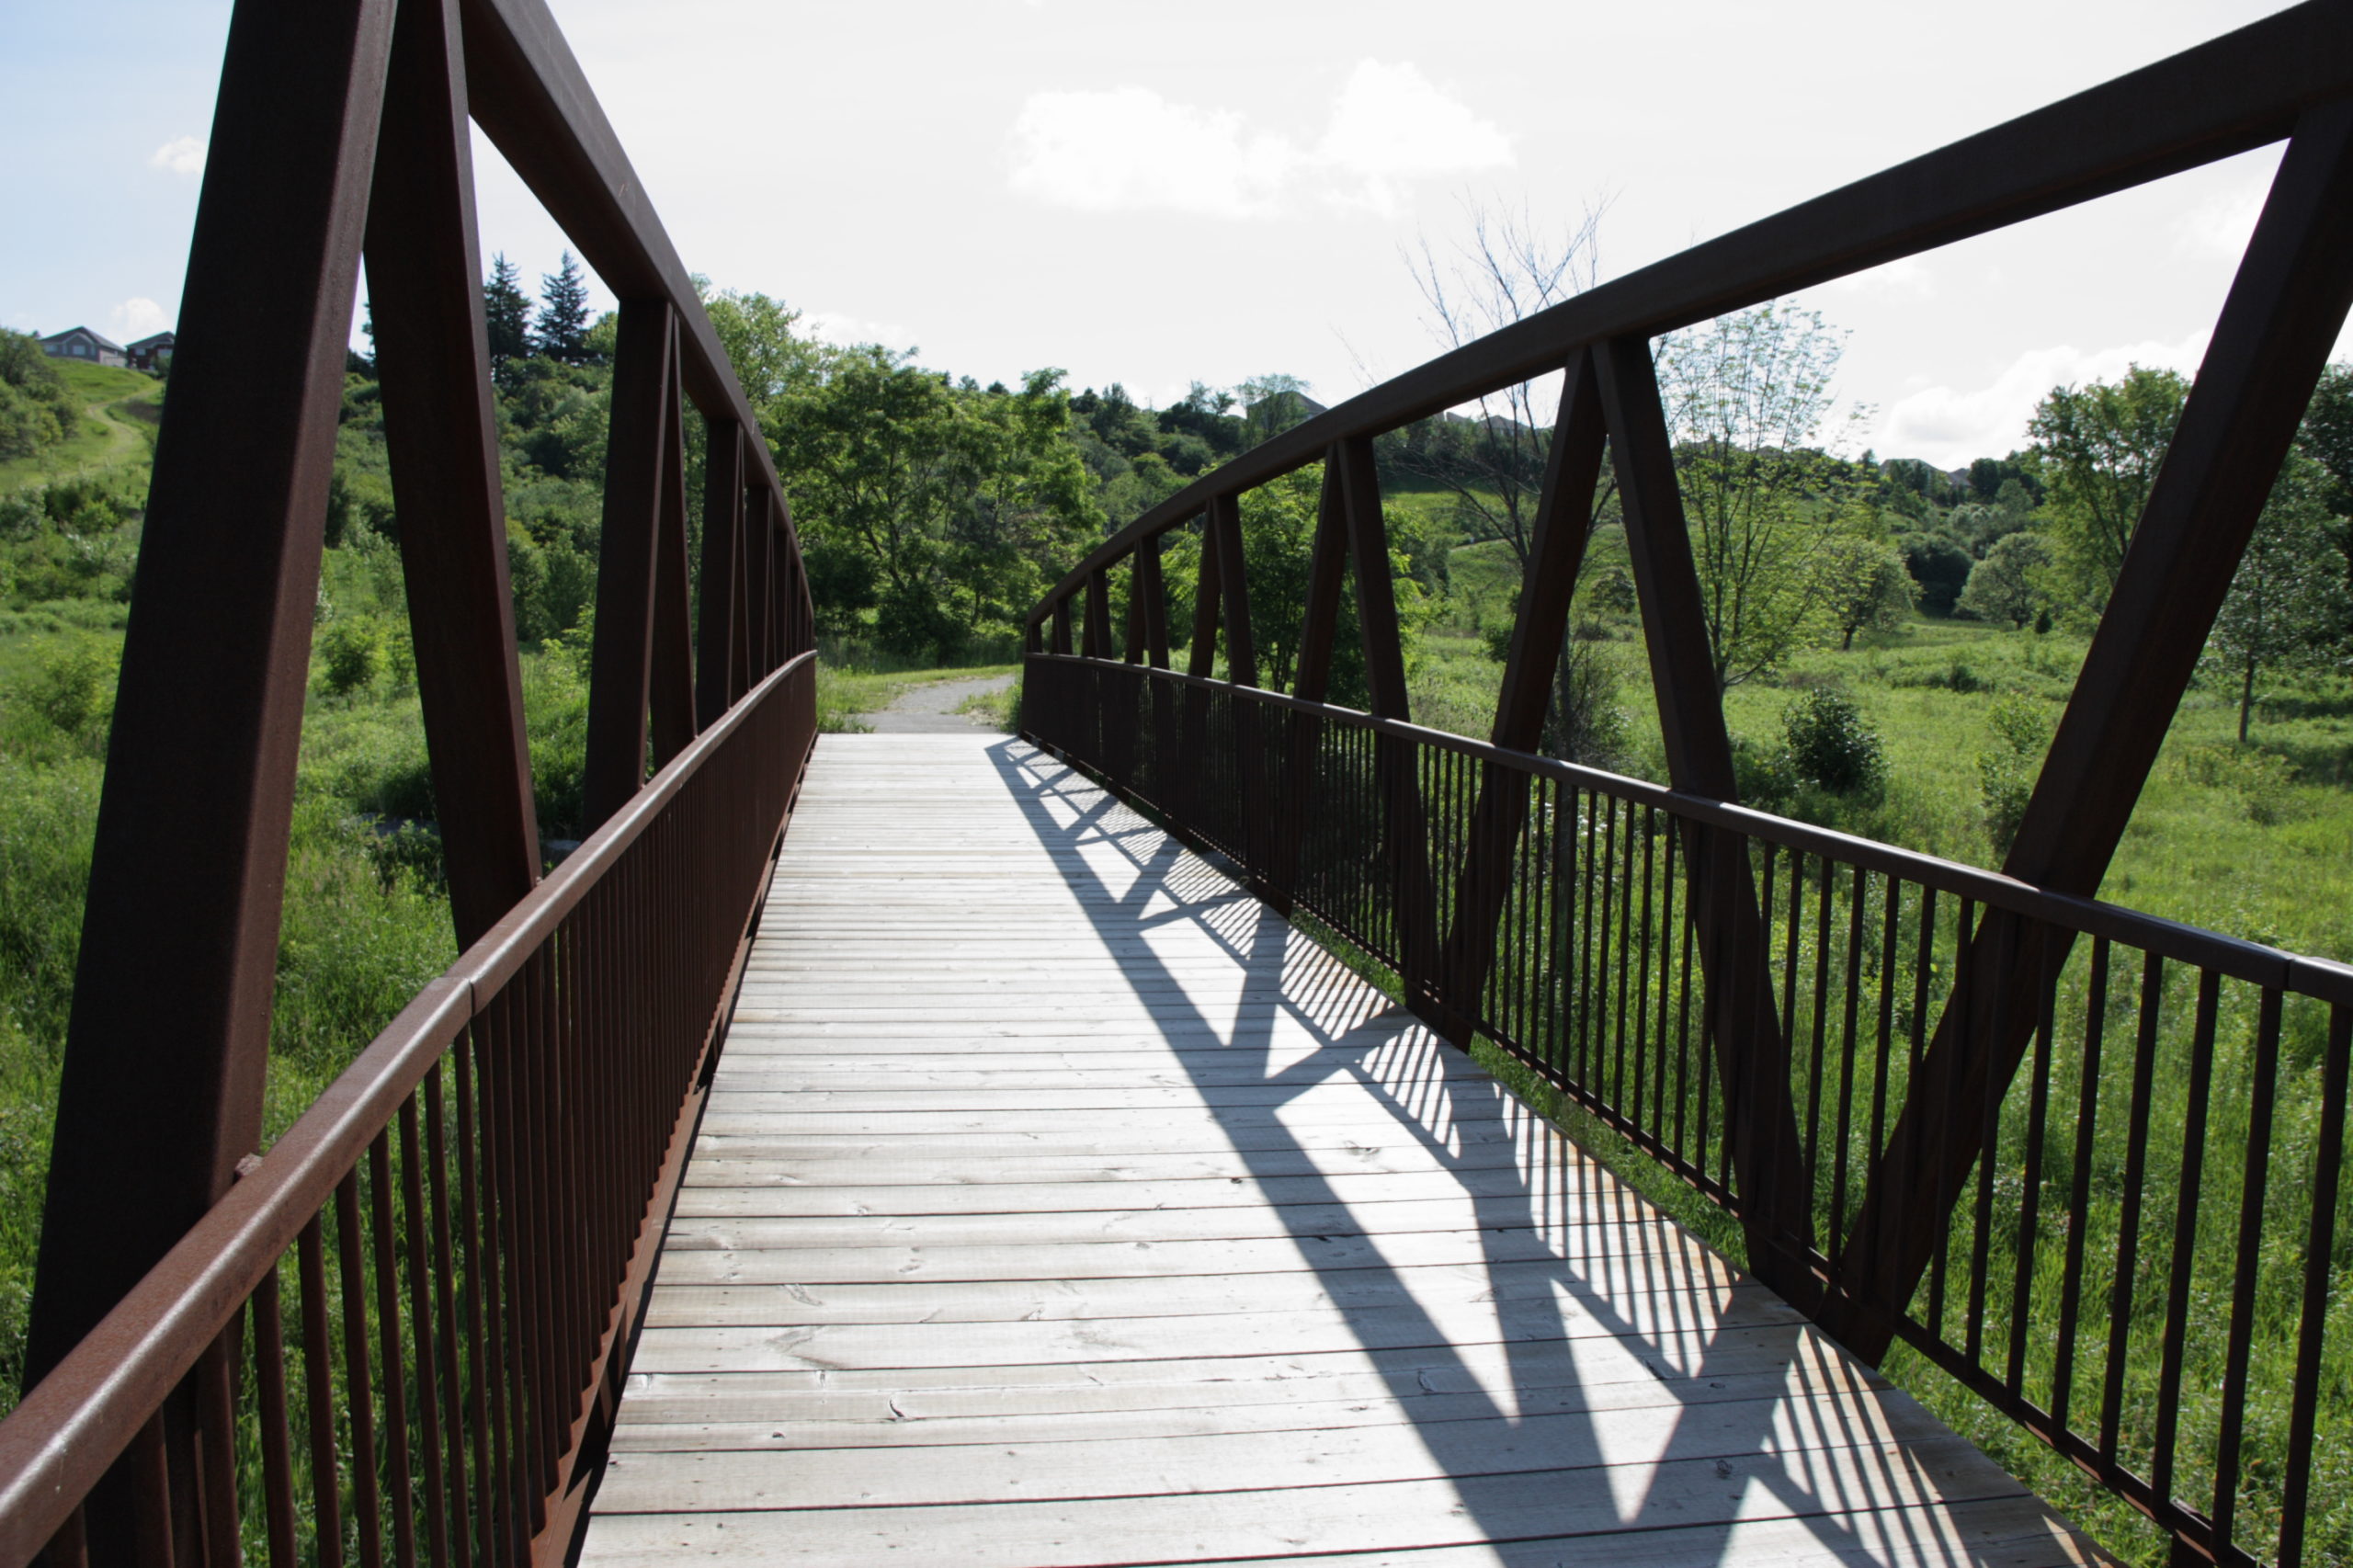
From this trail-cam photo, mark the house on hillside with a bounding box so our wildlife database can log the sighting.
[40,327,126,368]
[125,332,175,371]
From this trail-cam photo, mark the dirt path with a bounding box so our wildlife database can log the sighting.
[861,673,1014,733]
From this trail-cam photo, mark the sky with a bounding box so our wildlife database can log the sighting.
[6,0,2347,470]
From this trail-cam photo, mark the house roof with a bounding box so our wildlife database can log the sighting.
[42,326,127,353]
[125,332,176,352]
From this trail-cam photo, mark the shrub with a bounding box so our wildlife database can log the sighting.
[1978,695,2050,855]
[1783,688,1885,797]
[318,617,385,699]
[25,639,117,742]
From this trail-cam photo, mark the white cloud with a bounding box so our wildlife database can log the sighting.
[110,298,169,338]
[1872,331,2209,468]
[149,135,205,176]
[1827,255,1934,298]
[2175,178,2266,260]
[1006,60,1511,222]
[801,310,912,349]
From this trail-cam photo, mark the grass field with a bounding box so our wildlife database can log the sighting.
[0,362,162,497]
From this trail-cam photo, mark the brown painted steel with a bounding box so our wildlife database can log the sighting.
[21,16,398,1561]
[366,0,542,949]
[696,422,746,727]
[584,301,677,832]
[1435,350,1608,1035]
[1594,333,1816,1297]
[1824,98,2353,1360]
[648,346,698,768]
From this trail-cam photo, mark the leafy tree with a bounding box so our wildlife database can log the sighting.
[1238,374,1317,447]
[700,285,826,405]
[764,349,1099,653]
[533,250,594,364]
[483,254,532,383]
[1655,301,1850,689]
[1396,199,1608,572]
[0,331,73,461]
[2206,453,2345,743]
[2026,365,2188,616]
[1956,530,2050,628]
[1818,526,1915,648]
[2298,360,2353,606]
[1901,535,1972,616]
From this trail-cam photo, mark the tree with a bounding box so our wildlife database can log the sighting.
[1818,523,1916,648]
[1238,374,1317,446]
[1397,198,1608,572]
[764,349,1100,653]
[2207,453,2344,743]
[2297,361,2353,608]
[483,253,532,381]
[534,250,593,364]
[1956,529,2050,628]
[2026,365,2188,617]
[0,330,73,461]
[1655,301,1851,689]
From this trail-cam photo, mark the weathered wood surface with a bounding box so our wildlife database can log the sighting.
[580,732,2111,1567]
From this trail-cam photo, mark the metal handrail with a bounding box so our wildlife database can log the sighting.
[1030,653,2353,1007]
[0,653,816,1567]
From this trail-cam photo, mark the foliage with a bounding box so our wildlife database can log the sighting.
[0,334,74,463]
[1783,687,1885,797]
[1977,694,2049,856]
[1956,529,2050,628]
[317,617,386,699]
[1655,301,1854,687]
[2026,365,2188,616]
[764,350,1099,659]
[1817,519,1915,649]
[532,250,595,365]
[483,253,532,385]
[2205,452,2346,743]
[1393,199,1607,569]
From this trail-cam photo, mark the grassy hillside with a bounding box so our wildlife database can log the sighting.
[0,362,162,496]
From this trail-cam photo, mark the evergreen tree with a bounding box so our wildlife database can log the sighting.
[483,253,532,379]
[534,250,592,364]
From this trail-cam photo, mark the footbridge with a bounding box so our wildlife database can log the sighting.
[0,2,2350,1565]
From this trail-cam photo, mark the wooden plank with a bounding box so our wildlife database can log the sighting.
[580,733,2103,1566]
[581,1436,2031,1566]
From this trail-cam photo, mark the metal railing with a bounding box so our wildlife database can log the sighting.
[1023,6,2353,1561]
[0,656,813,1568]
[0,0,822,1561]
[1028,660,2353,1565]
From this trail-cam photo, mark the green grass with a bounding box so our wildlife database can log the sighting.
[0,362,161,497]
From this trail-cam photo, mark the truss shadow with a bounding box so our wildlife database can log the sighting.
[985,736,2091,1567]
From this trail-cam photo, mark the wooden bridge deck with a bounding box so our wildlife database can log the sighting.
[578,732,2110,1568]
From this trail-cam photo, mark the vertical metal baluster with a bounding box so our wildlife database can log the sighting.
[130,1411,174,1568]
[367,1133,417,1568]
[1830,864,1867,1266]
[335,1171,386,1567]
[2005,925,2059,1394]
[251,1267,299,1567]
[1803,852,1833,1237]
[2209,986,2282,1558]
[2051,936,2109,1437]
[1671,824,1696,1174]
[1904,886,1938,1334]
[1967,909,2008,1367]
[2099,952,2166,1467]
[2280,1003,2352,1568]
[298,1214,347,1568]
[2150,969,2221,1514]
[424,1065,474,1568]
[1612,793,1638,1113]
[397,1096,451,1564]
[1631,807,1656,1142]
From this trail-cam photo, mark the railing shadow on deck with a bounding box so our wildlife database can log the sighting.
[986,736,2070,1565]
